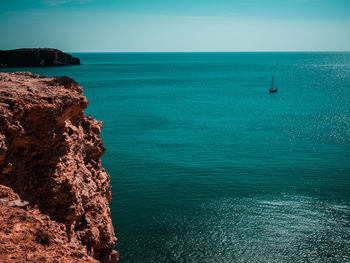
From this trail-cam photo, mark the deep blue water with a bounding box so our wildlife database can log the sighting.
[4,52,350,262]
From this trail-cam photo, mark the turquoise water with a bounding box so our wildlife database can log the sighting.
[4,52,350,262]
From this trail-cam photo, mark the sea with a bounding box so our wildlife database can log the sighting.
[3,52,350,262]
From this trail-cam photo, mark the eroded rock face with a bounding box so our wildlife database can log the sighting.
[0,187,99,263]
[0,48,80,67]
[0,72,118,262]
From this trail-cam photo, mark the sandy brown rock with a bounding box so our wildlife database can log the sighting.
[1,191,102,262]
[0,72,118,262]
[0,186,99,263]
[0,184,20,201]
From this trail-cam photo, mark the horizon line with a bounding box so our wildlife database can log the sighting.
[67,50,350,53]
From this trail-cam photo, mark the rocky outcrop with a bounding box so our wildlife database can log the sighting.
[0,186,99,263]
[0,48,80,67]
[0,72,118,262]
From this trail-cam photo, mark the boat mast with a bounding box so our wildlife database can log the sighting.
[271,75,274,89]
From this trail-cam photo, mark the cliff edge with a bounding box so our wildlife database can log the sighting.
[0,72,118,262]
[0,48,80,67]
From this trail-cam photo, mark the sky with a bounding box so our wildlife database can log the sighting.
[0,0,349,52]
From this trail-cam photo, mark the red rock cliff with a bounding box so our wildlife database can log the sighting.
[0,72,118,262]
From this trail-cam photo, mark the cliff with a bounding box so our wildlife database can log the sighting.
[0,185,100,263]
[0,49,80,67]
[0,72,118,262]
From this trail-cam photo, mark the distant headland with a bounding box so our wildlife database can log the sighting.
[0,48,80,67]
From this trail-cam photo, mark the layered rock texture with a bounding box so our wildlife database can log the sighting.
[0,48,80,67]
[0,72,118,262]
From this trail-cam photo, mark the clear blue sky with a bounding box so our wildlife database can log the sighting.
[0,0,349,52]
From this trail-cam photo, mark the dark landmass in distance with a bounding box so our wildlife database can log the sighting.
[0,48,80,67]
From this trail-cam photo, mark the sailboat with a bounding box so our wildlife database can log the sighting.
[269,75,277,93]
